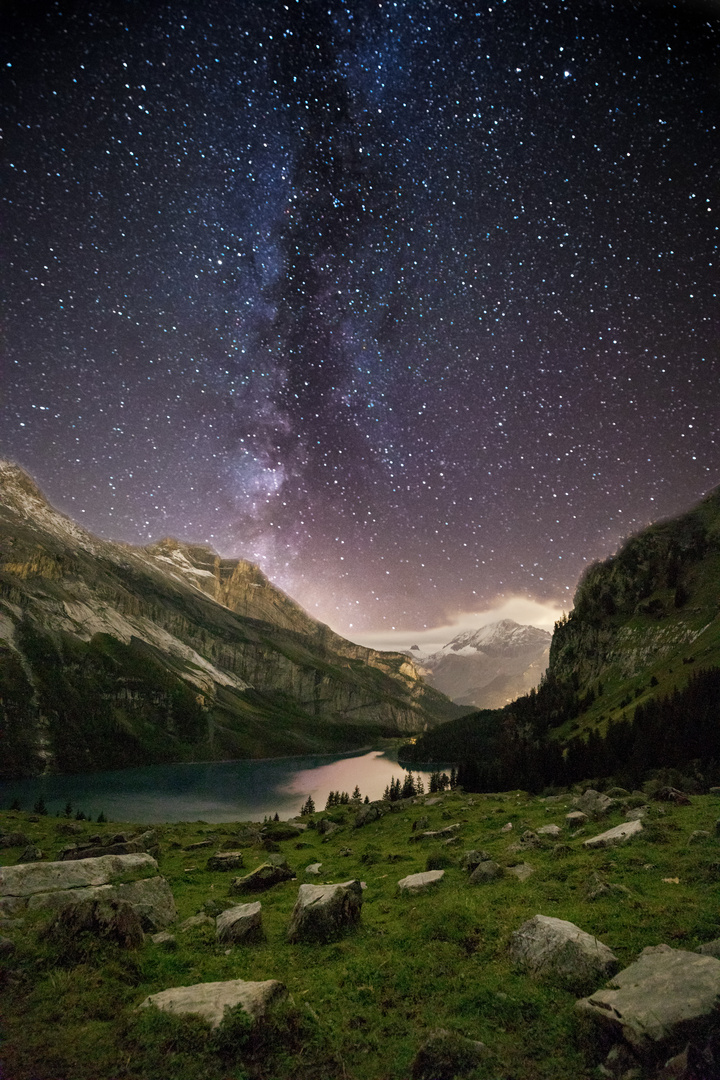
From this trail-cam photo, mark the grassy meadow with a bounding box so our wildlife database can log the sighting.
[1,785,720,1079]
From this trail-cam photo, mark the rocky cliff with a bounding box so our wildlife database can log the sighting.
[0,462,462,778]
[547,486,720,735]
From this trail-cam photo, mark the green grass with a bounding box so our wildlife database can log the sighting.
[2,788,720,1079]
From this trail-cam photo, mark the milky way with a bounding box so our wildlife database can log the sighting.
[1,0,718,639]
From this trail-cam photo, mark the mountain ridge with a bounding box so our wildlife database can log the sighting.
[0,461,463,778]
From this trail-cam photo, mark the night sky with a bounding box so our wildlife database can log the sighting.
[2,0,718,648]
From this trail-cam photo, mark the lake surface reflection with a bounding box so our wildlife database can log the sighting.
[0,748,437,823]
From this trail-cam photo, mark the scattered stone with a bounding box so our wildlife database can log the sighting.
[654,787,691,805]
[696,940,720,959]
[0,832,30,848]
[461,849,492,871]
[413,816,430,831]
[47,898,144,950]
[397,870,445,893]
[230,857,294,894]
[305,863,322,875]
[500,822,513,833]
[150,931,177,948]
[59,830,159,861]
[584,820,643,849]
[353,802,383,828]
[338,847,353,857]
[287,880,363,943]
[469,860,504,884]
[572,789,617,819]
[183,839,213,850]
[510,913,619,992]
[411,1028,486,1080]
[216,902,263,944]
[179,913,215,931]
[139,978,286,1029]
[16,846,44,863]
[625,808,647,822]
[424,797,443,806]
[542,795,566,804]
[506,862,534,881]
[206,851,245,871]
[566,810,588,828]
[577,945,720,1060]
[537,824,561,837]
[318,819,340,836]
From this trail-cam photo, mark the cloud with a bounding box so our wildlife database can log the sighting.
[348,594,565,655]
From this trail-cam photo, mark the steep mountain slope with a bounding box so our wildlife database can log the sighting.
[548,485,720,739]
[407,619,551,708]
[0,462,462,778]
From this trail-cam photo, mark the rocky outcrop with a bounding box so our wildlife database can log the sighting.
[139,978,286,1028]
[510,914,619,992]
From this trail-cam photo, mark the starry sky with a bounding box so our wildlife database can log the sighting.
[1,0,718,648]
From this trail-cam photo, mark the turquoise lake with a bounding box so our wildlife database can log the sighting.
[0,748,438,823]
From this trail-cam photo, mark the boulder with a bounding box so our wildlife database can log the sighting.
[696,940,720,959]
[216,901,263,944]
[411,1028,486,1080]
[318,819,340,836]
[0,854,176,928]
[537,824,562,837]
[461,850,492,871]
[565,811,588,828]
[576,945,720,1060]
[583,820,643,849]
[0,832,30,848]
[625,808,647,822]
[230,856,294,894]
[469,860,504,884]
[59,830,159,860]
[47,898,144,950]
[353,803,383,828]
[572,789,617,818]
[510,914,619,992]
[179,913,215,931]
[500,822,513,833]
[206,851,245,871]
[506,862,534,881]
[150,931,177,948]
[139,978,286,1029]
[16,846,44,863]
[287,880,363,943]
[397,870,445,893]
[305,863,322,875]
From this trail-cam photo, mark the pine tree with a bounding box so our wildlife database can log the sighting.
[274,812,280,821]
[351,785,362,802]
[97,811,107,823]
[34,796,48,816]
[339,791,350,804]
[364,795,370,804]
[300,795,316,816]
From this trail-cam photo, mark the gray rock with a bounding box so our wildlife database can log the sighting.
[469,860,504,884]
[0,832,30,848]
[287,880,363,943]
[537,824,562,837]
[506,862,534,881]
[318,819,340,836]
[410,1028,486,1080]
[305,863,322,875]
[179,913,215,931]
[0,853,158,899]
[573,789,617,819]
[510,913,619,992]
[566,810,589,827]
[696,939,720,959]
[576,945,720,1059]
[150,931,177,948]
[47,898,144,949]
[353,803,382,828]
[461,849,491,871]
[397,870,445,893]
[216,902,263,944]
[139,978,286,1028]
[206,851,245,871]
[16,846,44,863]
[424,797,443,806]
[500,822,513,832]
[230,858,294,894]
[583,820,643,849]
[59,830,159,861]
[625,808,647,822]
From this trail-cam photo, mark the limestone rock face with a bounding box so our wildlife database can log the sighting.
[287,880,363,943]
[583,819,643,849]
[509,914,619,992]
[397,870,445,893]
[576,945,720,1059]
[139,978,286,1029]
[215,902,263,944]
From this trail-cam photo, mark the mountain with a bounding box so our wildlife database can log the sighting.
[402,486,720,790]
[407,619,551,708]
[0,461,463,779]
